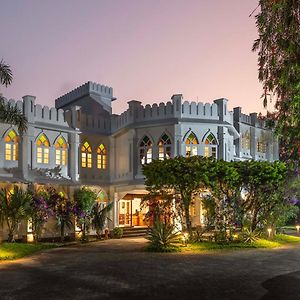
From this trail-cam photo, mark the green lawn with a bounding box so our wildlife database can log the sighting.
[0,243,57,261]
[183,234,300,252]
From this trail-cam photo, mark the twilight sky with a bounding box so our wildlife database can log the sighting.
[1,0,267,115]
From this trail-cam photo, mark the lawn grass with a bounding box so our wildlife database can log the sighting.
[182,234,300,253]
[0,243,57,261]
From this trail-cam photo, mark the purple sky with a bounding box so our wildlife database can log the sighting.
[1,0,267,115]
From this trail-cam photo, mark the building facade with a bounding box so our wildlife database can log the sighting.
[0,82,279,239]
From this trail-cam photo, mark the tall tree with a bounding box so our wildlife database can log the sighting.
[252,1,300,164]
[143,156,211,234]
[0,59,27,134]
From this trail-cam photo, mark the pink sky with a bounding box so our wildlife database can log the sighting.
[1,0,268,115]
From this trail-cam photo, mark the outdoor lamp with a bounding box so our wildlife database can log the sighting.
[267,228,272,239]
[296,225,300,235]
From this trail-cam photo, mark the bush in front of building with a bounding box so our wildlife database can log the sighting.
[112,227,123,239]
[73,187,97,241]
[0,186,32,242]
[146,221,180,252]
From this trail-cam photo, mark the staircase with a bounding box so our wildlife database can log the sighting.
[122,227,149,238]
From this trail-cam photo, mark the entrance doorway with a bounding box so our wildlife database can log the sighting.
[118,195,148,227]
[119,200,131,226]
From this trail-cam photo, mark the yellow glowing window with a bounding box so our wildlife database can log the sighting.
[36,134,50,164]
[185,132,198,157]
[81,141,92,168]
[204,146,209,157]
[5,130,19,161]
[55,137,67,165]
[97,144,107,169]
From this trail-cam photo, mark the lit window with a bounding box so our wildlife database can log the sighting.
[158,133,171,160]
[5,130,19,161]
[185,132,199,157]
[97,144,107,169]
[139,136,152,165]
[55,137,67,166]
[257,133,266,153]
[203,133,217,158]
[36,134,50,164]
[81,141,92,168]
[242,131,250,150]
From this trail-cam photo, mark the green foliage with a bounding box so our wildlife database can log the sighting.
[47,187,74,242]
[0,59,28,134]
[112,227,123,238]
[92,202,113,239]
[0,243,56,260]
[74,187,97,241]
[240,229,260,244]
[143,156,212,234]
[253,1,300,164]
[0,186,32,242]
[146,221,179,252]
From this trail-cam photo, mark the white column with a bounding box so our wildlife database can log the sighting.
[113,192,119,227]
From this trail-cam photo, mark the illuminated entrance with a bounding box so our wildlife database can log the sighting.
[119,194,148,227]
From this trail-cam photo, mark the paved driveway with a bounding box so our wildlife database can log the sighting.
[0,238,300,300]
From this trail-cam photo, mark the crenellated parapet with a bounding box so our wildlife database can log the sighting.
[0,95,69,127]
[111,95,230,132]
[55,81,114,110]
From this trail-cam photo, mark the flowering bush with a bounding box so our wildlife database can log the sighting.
[29,191,53,242]
[47,187,74,242]
[74,187,97,241]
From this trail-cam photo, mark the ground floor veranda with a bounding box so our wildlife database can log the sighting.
[0,181,207,241]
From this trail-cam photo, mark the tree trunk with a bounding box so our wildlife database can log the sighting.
[60,222,65,242]
[184,205,192,234]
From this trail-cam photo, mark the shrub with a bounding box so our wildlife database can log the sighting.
[112,227,123,238]
[146,221,179,252]
[241,229,260,244]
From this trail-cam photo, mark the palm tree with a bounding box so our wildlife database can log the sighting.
[0,186,32,242]
[0,59,27,134]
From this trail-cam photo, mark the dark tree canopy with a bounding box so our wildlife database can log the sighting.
[253,0,300,164]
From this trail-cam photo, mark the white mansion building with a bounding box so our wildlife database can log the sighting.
[0,82,279,239]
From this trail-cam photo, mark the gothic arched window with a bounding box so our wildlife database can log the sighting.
[242,131,250,150]
[203,133,217,159]
[55,137,67,166]
[139,136,152,165]
[185,132,199,157]
[97,144,107,169]
[81,141,92,168]
[158,133,171,160]
[36,134,50,164]
[5,130,19,161]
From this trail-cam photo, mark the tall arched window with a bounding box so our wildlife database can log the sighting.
[97,144,107,169]
[203,133,217,158]
[185,132,199,157]
[257,133,266,153]
[5,130,19,161]
[241,131,250,150]
[81,141,92,168]
[55,137,67,166]
[36,134,50,164]
[158,133,171,160]
[139,136,152,165]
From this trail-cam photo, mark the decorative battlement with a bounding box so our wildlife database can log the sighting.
[55,81,114,109]
[0,96,68,127]
[234,107,266,129]
[111,96,228,132]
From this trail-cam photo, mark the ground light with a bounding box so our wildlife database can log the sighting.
[182,232,189,246]
[296,225,300,235]
[267,228,272,239]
